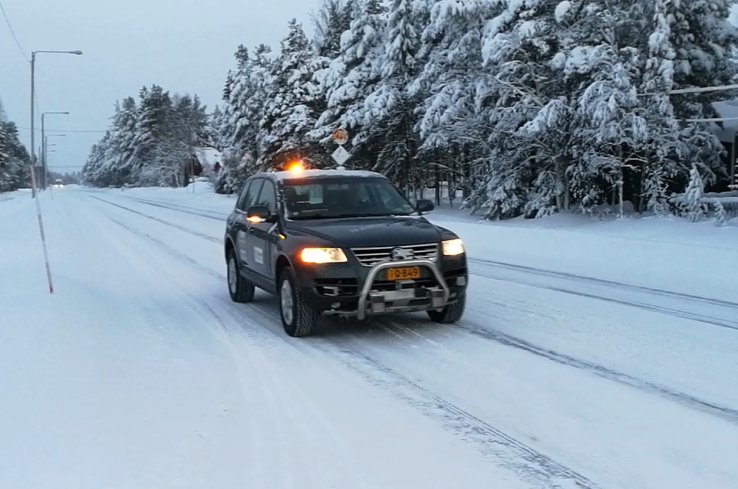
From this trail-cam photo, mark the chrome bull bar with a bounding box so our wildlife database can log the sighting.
[356,259,450,320]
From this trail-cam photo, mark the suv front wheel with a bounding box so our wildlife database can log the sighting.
[427,293,466,324]
[279,267,318,337]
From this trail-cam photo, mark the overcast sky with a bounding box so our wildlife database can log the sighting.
[1,0,320,173]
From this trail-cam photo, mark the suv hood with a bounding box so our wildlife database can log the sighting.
[286,216,442,248]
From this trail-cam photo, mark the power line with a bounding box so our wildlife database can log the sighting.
[0,0,30,62]
[17,126,107,133]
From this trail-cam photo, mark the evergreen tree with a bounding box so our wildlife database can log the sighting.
[415,0,502,205]
[685,164,706,221]
[313,0,355,58]
[663,0,738,186]
[713,198,728,226]
[363,0,422,192]
[259,20,320,169]
[311,0,387,161]
[216,44,274,193]
[84,86,212,188]
[0,120,31,192]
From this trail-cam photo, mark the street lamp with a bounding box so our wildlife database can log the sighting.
[30,50,82,195]
[41,112,69,189]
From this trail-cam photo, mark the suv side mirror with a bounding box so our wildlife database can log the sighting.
[416,199,434,214]
[246,205,275,223]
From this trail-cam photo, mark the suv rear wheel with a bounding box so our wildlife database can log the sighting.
[227,251,255,303]
[427,293,466,324]
[279,267,318,337]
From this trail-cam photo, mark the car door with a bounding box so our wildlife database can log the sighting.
[235,178,263,270]
[248,178,278,280]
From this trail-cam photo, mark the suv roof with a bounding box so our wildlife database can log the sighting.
[255,168,386,182]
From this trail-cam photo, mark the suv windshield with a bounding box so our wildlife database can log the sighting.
[283,177,416,220]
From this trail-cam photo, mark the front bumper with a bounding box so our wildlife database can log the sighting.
[295,255,467,319]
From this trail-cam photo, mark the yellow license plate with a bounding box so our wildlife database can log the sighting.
[386,267,420,281]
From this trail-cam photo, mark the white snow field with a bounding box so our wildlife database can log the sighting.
[2,185,738,489]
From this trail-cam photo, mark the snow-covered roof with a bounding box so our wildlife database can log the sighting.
[262,168,386,182]
[711,101,738,142]
[192,147,222,168]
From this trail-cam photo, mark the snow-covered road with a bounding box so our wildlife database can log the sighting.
[2,186,737,489]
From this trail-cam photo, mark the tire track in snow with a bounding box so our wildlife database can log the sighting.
[317,343,600,489]
[457,320,738,424]
[468,259,738,332]
[85,192,738,425]
[469,258,738,310]
[88,195,221,243]
[120,195,229,221]
[85,195,362,489]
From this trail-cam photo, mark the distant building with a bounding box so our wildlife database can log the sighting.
[189,147,223,177]
[711,101,738,190]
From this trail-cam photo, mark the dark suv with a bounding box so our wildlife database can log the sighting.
[224,168,468,337]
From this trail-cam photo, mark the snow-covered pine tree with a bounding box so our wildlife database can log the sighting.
[82,132,112,187]
[713,198,728,226]
[628,0,685,214]
[0,120,31,192]
[310,0,388,167]
[133,85,173,185]
[307,0,357,163]
[259,20,320,169]
[216,44,274,193]
[105,97,139,185]
[209,105,224,150]
[477,0,659,218]
[362,0,422,192]
[685,164,705,221]
[0,120,10,191]
[313,0,355,58]
[479,0,579,217]
[567,3,650,216]
[414,0,503,207]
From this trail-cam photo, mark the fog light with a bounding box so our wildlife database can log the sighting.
[456,276,466,286]
[431,289,445,308]
[370,294,385,313]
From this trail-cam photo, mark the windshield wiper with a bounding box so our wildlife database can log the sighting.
[332,212,413,218]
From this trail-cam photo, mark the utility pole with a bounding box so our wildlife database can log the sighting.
[30,53,36,198]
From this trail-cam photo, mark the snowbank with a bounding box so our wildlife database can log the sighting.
[432,212,738,303]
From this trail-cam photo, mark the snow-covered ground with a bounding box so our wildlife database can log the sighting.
[2,185,737,489]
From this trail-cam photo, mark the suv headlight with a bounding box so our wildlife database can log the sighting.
[442,239,465,256]
[300,248,348,264]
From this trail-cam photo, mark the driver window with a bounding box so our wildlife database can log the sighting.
[241,179,263,211]
[256,180,277,214]
[236,181,252,211]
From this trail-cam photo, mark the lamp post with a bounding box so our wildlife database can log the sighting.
[30,50,82,196]
[41,112,69,189]
[45,134,66,170]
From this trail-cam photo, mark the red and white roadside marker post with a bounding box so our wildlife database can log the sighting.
[29,164,54,294]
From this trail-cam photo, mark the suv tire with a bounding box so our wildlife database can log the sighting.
[279,267,318,337]
[227,251,255,303]
[427,293,466,324]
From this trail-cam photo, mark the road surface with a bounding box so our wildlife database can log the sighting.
[1,187,737,489]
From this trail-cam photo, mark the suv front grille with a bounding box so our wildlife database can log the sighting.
[351,243,439,267]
